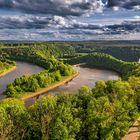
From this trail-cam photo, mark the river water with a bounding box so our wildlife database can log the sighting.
[25,66,120,106]
[0,62,119,105]
[46,66,119,95]
[0,61,44,99]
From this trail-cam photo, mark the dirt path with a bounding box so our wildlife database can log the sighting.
[122,118,140,140]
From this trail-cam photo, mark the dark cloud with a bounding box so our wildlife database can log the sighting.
[70,20,140,35]
[0,16,51,29]
[108,0,140,10]
[0,0,104,16]
[0,0,139,17]
[97,21,140,35]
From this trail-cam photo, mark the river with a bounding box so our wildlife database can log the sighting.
[46,66,119,95]
[25,66,120,106]
[0,62,119,105]
[0,61,44,99]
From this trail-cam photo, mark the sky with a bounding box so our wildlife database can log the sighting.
[0,0,140,41]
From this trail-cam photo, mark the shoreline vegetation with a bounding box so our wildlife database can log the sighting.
[21,71,78,100]
[122,117,140,140]
[0,58,16,77]
[0,66,16,77]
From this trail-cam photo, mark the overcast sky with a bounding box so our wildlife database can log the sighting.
[0,0,140,41]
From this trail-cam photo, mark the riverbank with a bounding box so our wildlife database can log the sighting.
[122,117,140,140]
[0,66,16,77]
[20,71,79,100]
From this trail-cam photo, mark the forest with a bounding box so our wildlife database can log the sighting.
[0,42,140,139]
[0,75,140,139]
[72,41,140,62]
[0,41,140,62]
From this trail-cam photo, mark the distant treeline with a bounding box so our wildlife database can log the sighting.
[75,45,140,62]
[0,41,140,62]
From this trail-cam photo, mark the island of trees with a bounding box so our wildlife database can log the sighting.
[0,41,140,140]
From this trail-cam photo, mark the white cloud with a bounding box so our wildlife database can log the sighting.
[134,16,140,20]
[112,6,119,11]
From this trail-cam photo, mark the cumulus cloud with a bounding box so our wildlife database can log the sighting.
[0,0,105,16]
[0,0,140,41]
[0,14,140,37]
[104,21,140,35]
[0,0,139,17]
[0,15,51,29]
[0,15,102,29]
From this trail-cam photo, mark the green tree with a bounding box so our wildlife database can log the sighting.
[93,80,107,97]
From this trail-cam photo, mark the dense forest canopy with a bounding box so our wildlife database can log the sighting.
[0,41,140,62]
[0,76,140,139]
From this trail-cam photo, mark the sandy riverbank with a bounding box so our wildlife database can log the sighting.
[0,66,16,77]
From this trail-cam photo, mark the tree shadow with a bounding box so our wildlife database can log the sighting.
[128,130,140,134]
